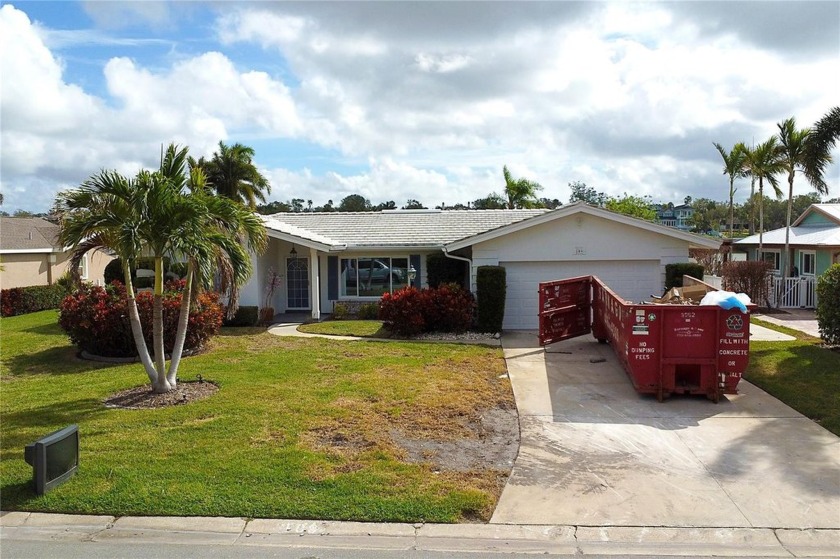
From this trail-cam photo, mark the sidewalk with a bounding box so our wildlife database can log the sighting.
[2,512,837,556]
[753,309,821,338]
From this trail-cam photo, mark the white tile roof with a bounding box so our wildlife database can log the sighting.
[260,209,549,248]
[793,203,840,226]
[0,217,60,252]
[736,225,840,246]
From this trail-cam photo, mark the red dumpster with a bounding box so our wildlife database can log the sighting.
[539,275,751,402]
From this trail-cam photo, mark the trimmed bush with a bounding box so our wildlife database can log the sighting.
[58,281,223,357]
[426,252,468,288]
[816,263,840,345]
[223,305,259,327]
[1,284,69,317]
[332,302,350,320]
[378,287,426,336]
[722,260,772,306]
[665,263,706,290]
[103,258,126,285]
[357,302,379,320]
[476,266,506,333]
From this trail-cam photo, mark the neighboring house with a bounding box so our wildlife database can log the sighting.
[242,202,720,330]
[734,203,840,308]
[0,217,113,289]
[654,203,694,231]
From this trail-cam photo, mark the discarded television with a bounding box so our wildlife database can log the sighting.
[24,424,79,495]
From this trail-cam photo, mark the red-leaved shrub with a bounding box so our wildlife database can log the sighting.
[58,281,223,357]
[379,284,475,336]
[378,287,426,336]
[422,283,475,333]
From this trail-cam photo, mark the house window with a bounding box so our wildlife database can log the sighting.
[340,257,409,297]
[800,251,816,276]
[78,254,89,280]
[760,250,780,273]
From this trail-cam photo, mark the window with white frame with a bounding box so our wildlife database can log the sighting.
[340,257,409,297]
[78,254,89,280]
[800,251,816,276]
[760,250,780,273]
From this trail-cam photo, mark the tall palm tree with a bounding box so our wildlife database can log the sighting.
[803,106,838,190]
[502,165,543,209]
[742,137,783,256]
[713,141,747,237]
[59,143,267,393]
[776,117,832,279]
[198,141,271,209]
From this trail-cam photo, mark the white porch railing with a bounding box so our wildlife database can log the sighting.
[769,276,817,308]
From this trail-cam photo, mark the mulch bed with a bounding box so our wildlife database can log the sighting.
[104,380,218,409]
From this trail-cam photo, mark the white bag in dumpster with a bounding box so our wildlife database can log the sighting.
[699,290,751,313]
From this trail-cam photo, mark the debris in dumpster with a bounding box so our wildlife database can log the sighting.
[699,290,751,313]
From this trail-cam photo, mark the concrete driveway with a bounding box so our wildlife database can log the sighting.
[491,332,840,529]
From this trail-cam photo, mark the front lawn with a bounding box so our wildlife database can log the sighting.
[297,320,390,338]
[0,311,513,522]
[747,318,840,435]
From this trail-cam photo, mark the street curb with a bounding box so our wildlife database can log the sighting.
[3,513,838,556]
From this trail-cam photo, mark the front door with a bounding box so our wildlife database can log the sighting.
[286,257,310,310]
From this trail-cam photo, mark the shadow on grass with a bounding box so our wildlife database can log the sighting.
[1,399,112,445]
[24,322,65,336]
[218,327,266,337]
[3,346,123,377]
[0,480,39,509]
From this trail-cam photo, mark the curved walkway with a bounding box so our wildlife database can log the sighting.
[266,321,502,347]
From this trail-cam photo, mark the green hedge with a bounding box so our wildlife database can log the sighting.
[426,252,468,288]
[1,284,69,317]
[665,263,705,290]
[476,266,506,333]
[223,306,259,327]
[816,264,840,345]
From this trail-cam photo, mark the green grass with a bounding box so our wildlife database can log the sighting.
[747,318,840,435]
[0,311,511,522]
[298,320,391,338]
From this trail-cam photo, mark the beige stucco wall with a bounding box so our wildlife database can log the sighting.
[0,250,114,289]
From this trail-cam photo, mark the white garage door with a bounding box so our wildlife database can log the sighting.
[501,260,661,330]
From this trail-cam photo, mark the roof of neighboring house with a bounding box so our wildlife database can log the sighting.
[261,209,548,249]
[735,226,840,247]
[792,203,840,226]
[261,202,721,252]
[736,204,840,248]
[0,217,61,253]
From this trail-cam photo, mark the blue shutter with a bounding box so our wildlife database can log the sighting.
[410,255,421,288]
[328,256,338,301]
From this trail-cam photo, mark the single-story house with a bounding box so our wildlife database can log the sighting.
[241,202,721,330]
[734,203,840,277]
[733,203,840,308]
[0,216,114,289]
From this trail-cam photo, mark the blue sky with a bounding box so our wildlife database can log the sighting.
[1,1,838,213]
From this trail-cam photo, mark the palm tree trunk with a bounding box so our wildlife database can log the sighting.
[758,179,764,256]
[728,177,735,237]
[782,172,794,280]
[167,261,194,387]
[123,264,158,385]
[749,177,756,235]
[152,257,170,393]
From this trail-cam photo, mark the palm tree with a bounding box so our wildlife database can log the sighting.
[59,143,266,393]
[198,141,271,209]
[803,106,838,190]
[776,117,832,279]
[742,138,784,256]
[713,141,747,237]
[502,165,543,209]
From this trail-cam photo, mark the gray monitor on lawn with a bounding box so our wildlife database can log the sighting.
[24,424,79,495]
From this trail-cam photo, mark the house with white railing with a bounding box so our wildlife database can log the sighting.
[734,204,840,308]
